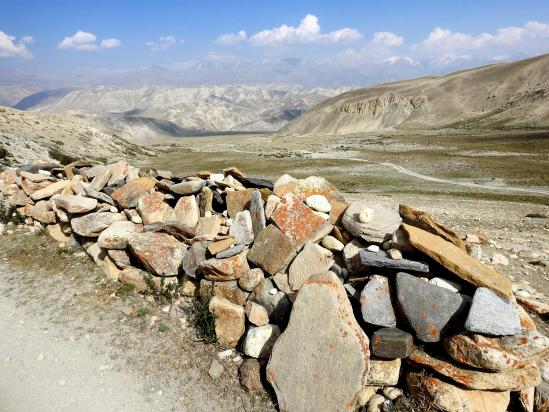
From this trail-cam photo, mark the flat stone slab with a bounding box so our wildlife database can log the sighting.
[371,328,416,359]
[111,177,156,209]
[342,202,401,244]
[71,212,126,237]
[53,194,97,214]
[248,190,266,236]
[464,287,521,336]
[396,272,465,343]
[288,242,334,291]
[267,271,369,411]
[402,223,512,298]
[271,193,333,251]
[409,350,541,391]
[209,297,245,348]
[360,275,396,327]
[358,250,429,273]
[444,331,549,371]
[229,210,254,245]
[247,224,296,275]
[97,220,142,249]
[199,250,250,281]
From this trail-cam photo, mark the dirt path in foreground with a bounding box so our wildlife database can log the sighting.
[0,231,274,412]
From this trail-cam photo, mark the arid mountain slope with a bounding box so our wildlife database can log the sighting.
[281,54,549,136]
[0,106,152,166]
[18,85,347,136]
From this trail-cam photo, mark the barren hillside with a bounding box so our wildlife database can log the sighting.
[281,54,549,136]
[0,106,152,166]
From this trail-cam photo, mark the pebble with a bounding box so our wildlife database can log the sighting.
[208,359,224,379]
[367,245,380,252]
[305,194,332,213]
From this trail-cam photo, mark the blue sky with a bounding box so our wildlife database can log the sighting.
[1,0,549,86]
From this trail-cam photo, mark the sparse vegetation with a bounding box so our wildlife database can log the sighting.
[0,201,25,225]
[158,323,169,333]
[136,307,150,317]
[143,271,178,303]
[118,282,136,296]
[48,147,78,165]
[187,292,217,344]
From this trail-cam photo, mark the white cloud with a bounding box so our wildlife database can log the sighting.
[429,54,472,67]
[0,31,32,58]
[369,32,403,48]
[413,21,549,57]
[21,36,35,44]
[100,38,121,49]
[216,31,247,45]
[146,35,182,51]
[58,31,121,51]
[382,56,419,66]
[218,14,361,47]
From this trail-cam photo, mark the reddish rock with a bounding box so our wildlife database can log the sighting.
[226,189,254,218]
[209,296,245,348]
[30,201,56,224]
[199,250,250,281]
[171,195,200,227]
[240,359,263,391]
[137,192,172,225]
[111,177,156,209]
[127,232,186,276]
[271,193,333,250]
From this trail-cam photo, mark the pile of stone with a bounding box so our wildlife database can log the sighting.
[0,159,548,412]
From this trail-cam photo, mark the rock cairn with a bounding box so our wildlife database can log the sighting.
[0,159,548,412]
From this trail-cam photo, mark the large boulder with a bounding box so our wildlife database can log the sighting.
[267,271,370,411]
[127,232,186,276]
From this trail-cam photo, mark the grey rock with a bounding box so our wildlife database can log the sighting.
[242,177,274,190]
[358,250,429,273]
[208,359,224,379]
[249,190,266,236]
[288,242,334,291]
[71,212,126,237]
[396,272,464,342]
[181,241,207,278]
[342,202,402,243]
[216,244,247,259]
[238,268,265,292]
[84,185,115,205]
[371,328,416,359]
[229,210,254,245]
[465,287,521,336]
[249,279,292,325]
[170,179,206,195]
[266,271,370,412]
[361,275,397,327]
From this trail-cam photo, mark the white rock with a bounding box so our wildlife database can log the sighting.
[305,195,331,213]
[210,173,224,183]
[359,207,374,223]
[429,277,462,293]
[243,325,281,358]
[492,253,509,266]
[313,211,330,220]
[321,235,344,252]
[367,245,380,252]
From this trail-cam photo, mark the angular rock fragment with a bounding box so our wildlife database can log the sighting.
[198,186,213,217]
[367,358,401,386]
[30,201,56,224]
[195,216,221,237]
[229,210,254,245]
[409,350,541,391]
[271,193,333,250]
[267,271,369,411]
[107,160,128,186]
[243,324,281,358]
[199,250,250,281]
[249,278,292,325]
[90,167,111,191]
[212,280,249,306]
[402,223,512,298]
[399,204,466,251]
[247,224,296,275]
[239,359,263,391]
[30,180,69,201]
[245,301,269,326]
[71,212,126,237]
[111,177,156,209]
[97,221,142,249]
[288,242,334,291]
[127,232,185,276]
[360,275,396,327]
[342,202,401,243]
[171,195,200,228]
[209,296,245,348]
[226,189,254,218]
[444,331,549,371]
[357,250,429,273]
[397,272,465,343]
[407,371,510,412]
[137,192,172,225]
[371,328,415,359]
[83,185,114,205]
[107,249,131,269]
[181,241,207,278]
[465,287,521,336]
[238,268,265,292]
[248,190,266,236]
[170,179,206,195]
[207,237,234,255]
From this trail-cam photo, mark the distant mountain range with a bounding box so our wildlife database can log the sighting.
[15,85,348,137]
[281,54,549,135]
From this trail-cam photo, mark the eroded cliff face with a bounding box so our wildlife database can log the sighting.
[334,92,426,129]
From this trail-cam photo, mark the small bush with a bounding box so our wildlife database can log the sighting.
[158,323,169,333]
[187,293,217,344]
[118,282,136,296]
[143,272,178,303]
